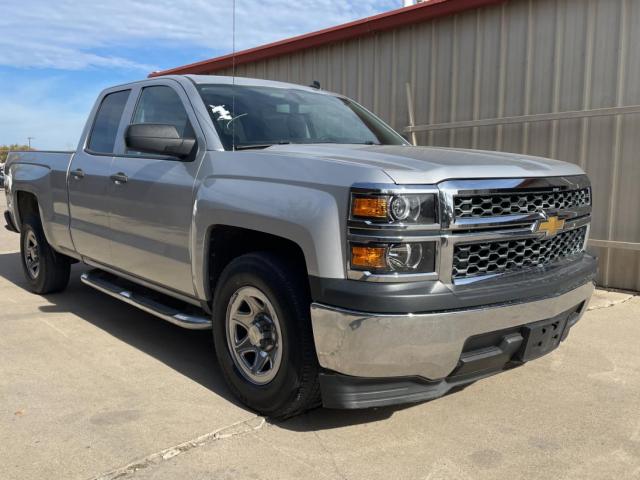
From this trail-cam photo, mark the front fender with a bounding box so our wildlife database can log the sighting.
[191,177,346,300]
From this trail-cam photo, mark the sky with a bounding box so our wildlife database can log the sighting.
[0,0,399,150]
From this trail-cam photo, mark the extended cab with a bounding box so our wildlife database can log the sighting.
[4,75,596,418]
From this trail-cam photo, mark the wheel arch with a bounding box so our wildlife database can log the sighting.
[203,225,310,304]
[14,190,42,230]
[7,161,60,246]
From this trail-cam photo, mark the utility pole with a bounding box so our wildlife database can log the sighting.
[27,137,34,149]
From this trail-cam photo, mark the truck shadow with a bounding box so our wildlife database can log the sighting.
[274,384,472,432]
[0,251,439,430]
[0,252,237,404]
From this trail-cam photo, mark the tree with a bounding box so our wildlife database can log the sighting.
[0,144,34,164]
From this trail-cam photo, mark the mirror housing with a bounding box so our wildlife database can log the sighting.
[125,123,196,158]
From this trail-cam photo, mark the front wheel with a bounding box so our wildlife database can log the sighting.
[20,216,71,294]
[212,252,321,419]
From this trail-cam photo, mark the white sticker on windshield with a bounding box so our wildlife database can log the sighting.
[210,105,232,121]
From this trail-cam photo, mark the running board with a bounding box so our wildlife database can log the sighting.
[80,270,212,330]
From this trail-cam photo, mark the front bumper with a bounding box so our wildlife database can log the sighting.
[311,281,594,407]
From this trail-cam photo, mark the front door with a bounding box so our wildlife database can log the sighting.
[107,82,204,297]
[68,88,131,264]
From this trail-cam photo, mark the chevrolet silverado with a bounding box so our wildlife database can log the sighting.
[4,75,596,418]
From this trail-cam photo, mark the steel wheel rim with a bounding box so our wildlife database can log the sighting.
[23,230,40,279]
[225,286,283,385]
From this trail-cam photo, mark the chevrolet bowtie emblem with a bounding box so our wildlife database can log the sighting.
[536,215,565,237]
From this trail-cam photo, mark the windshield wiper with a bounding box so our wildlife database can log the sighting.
[234,141,291,150]
[234,144,273,150]
[234,140,379,150]
[310,140,381,145]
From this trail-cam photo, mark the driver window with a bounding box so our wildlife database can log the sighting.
[129,85,194,154]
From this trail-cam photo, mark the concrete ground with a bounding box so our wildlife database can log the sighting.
[1,194,639,480]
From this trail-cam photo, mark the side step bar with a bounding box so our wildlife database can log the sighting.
[80,270,212,330]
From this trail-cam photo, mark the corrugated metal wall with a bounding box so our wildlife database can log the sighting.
[214,0,640,291]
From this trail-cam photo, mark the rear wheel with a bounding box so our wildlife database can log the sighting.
[20,216,71,294]
[212,252,321,419]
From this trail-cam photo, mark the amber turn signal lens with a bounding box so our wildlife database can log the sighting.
[352,197,388,219]
[351,246,387,269]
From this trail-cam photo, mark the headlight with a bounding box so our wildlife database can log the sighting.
[350,193,437,224]
[350,241,436,274]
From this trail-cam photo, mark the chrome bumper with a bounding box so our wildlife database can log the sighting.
[310,282,594,380]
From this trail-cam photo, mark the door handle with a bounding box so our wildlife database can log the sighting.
[70,168,85,179]
[110,172,128,184]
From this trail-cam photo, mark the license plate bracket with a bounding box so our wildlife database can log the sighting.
[517,314,569,362]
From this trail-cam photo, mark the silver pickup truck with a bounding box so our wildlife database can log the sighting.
[4,75,596,418]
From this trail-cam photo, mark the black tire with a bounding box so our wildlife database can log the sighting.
[212,252,321,419]
[20,215,71,294]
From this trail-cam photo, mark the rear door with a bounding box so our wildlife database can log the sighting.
[68,88,130,264]
[107,80,205,297]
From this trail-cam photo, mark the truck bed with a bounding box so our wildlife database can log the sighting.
[5,149,76,254]
[7,150,74,165]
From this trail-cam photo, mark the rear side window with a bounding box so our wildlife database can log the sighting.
[88,90,130,154]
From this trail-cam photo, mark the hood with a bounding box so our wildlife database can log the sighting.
[265,144,585,184]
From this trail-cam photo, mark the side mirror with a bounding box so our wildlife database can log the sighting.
[125,124,196,158]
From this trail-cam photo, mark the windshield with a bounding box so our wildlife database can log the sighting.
[197,84,407,150]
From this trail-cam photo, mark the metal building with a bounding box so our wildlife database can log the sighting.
[152,0,640,291]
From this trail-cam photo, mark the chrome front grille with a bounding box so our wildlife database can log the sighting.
[454,188,591,218]
[452,226,588,280]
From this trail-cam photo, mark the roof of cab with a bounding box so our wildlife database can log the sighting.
[184,74,332,93]
[102,74,335,97]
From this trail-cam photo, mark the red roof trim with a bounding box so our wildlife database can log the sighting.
[149,0,505,78]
